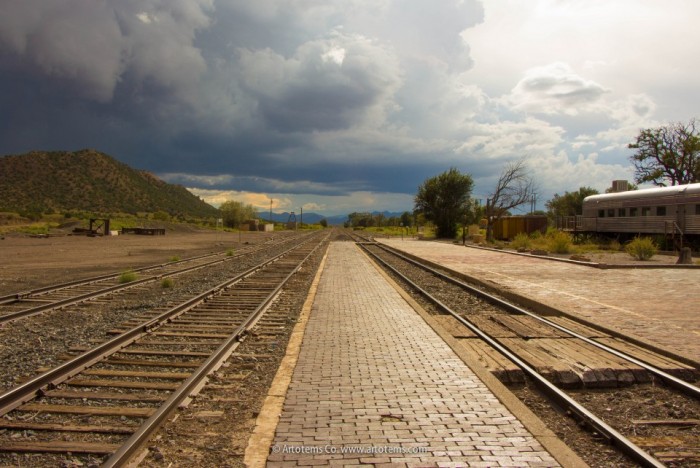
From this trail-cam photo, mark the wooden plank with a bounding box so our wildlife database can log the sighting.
[467,315,517,338]
[67,379,179,390]
[0,440,120,454]
[0,420,135,434]
[655,451,700,463]
[432,315,477,338]
[546,316,610,338]
[17,403,155,417]
[129,340,218,346]
[152,331,229,338]
[500,338,580,387]
[104,357,203,368]
[596,337,698,380]
[168,319,239,325]
[491,315,569,339]
[538,338,606,387]
[628,435,697,448]
[549,338,641,386]
[632,419,700,426]
[83,369,190,380]
[161,324,236,331]
[114,348,211,357]
[457,339,523,384]
[45,390,167,402]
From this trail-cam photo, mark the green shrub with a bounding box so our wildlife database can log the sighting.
[118,269,138,283]
[625,237,657,260]
[510,232,532,250]
[547,230,573,254]
[226,248,235,256]
[169,255,181,262]
[161,278,174,288]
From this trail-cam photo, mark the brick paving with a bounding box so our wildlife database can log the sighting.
[268,242,559,467]
[381,239,700,364]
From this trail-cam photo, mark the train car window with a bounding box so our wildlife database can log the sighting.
[618,208,626,217]
[656,206,666,216]
[598,209,605,218]
[630,207,638,217]
[642,207,651,216]
[696,204,700,215]
[607,209,615,217]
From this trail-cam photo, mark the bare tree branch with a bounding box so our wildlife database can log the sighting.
[485,158,535,241]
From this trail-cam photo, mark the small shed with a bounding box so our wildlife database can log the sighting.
[493,215,548,240]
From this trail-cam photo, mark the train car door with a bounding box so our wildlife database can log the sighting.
[677,203,686,232]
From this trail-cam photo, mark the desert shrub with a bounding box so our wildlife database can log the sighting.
[510,232,532,250]
[169,255,181,262]
[625,237,657,260]
[161,278,174,288]
[529,230,542,240]
[118,269,138,283]
[547,230,573,254]
[226,248,235,256]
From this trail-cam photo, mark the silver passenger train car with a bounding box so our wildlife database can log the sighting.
[579,182,700,238]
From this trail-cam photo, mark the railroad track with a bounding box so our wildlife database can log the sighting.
[354,235,700,467]
[0,231,328,466]
[0,232,306,324]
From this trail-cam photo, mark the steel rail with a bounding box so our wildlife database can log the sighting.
[0,232,300,305]
[0,234,321,417]
[373,241,700,400]
[358,242,665,468]
[0,233,311,324]
[102,234,327,467]
[0,250,229,305]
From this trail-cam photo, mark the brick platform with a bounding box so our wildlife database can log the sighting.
[380,239,700,364]
[267,242,560,467]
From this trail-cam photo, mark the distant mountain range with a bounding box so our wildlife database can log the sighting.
[0,149,409,224]
[258,210,409,226]
[0,149,219,218]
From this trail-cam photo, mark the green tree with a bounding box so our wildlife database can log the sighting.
[346,212,374,228]
[629,118,700,186]
[414,168,474,238]
[545,187,599,219]
[400,211,413,227]
[319,218,328,228]
[219,200,256,228]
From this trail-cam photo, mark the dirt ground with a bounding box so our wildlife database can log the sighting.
[0,229,280,295]
[1,230,691,297]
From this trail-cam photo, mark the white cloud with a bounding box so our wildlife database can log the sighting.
[0,0,213,102]
[456,117,565,160]
[1,0,699,215]
[189,187,414,216]
[236,32,403,132]
[506,62,608,116]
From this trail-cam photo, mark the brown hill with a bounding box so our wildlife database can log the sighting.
[0,149,219,218]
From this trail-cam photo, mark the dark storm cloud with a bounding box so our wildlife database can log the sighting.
[0,0,487,201]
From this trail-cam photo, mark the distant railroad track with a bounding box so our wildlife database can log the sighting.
[0,232,307,324]
[0,230,329,466]
[350,232,700,467]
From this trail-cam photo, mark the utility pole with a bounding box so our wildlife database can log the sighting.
[269,198,273,223]
[300,207,303,227]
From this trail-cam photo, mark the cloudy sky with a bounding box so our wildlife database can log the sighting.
[1,0,698,215]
